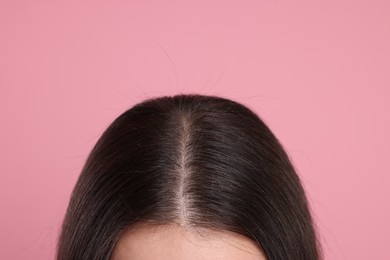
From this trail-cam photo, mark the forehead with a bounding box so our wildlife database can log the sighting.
[111,223,267,260]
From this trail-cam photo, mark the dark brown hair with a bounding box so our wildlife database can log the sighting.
[57,93,322,260]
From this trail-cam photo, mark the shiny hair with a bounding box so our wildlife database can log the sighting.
[57,93,322,260]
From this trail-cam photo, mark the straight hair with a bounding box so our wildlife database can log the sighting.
[57,93,322,260]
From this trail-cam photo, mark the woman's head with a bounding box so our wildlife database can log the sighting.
[57,93,322,260]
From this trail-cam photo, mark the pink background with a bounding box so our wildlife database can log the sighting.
[1,0,389,259]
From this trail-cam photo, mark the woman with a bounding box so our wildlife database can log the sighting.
[57,93,322,260]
